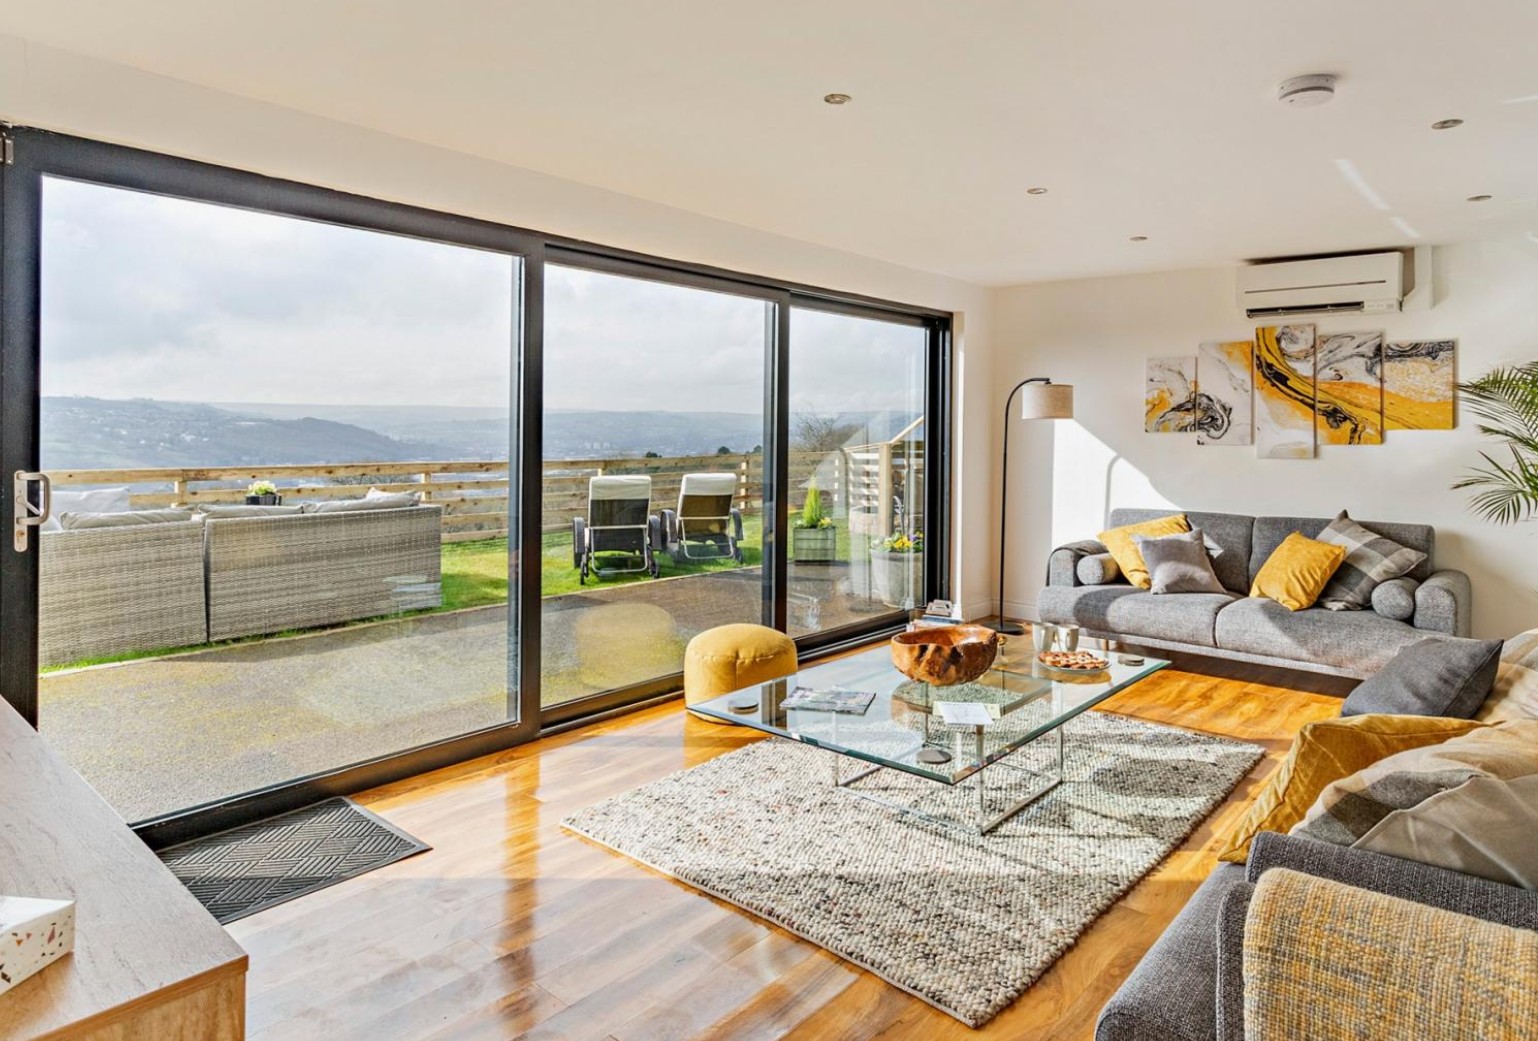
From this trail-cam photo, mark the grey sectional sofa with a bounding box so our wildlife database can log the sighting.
[1097,831,1538,1041]
[1038,508,1473,679]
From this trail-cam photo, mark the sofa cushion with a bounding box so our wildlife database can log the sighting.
[199,504,307,518]
[1076,552,1121,586]
[1249,532,1345,611]
[1108,508,1254,594]
[42,486,131,532]
[1251,514,1435,587]
[1214,713,1484,864]
[1293,720,1538,889]
[1213,596,1429,673]
[1037,585,1237,648]
[1098,514,1191,589]
[1315,511,1428,611]
[1370,576,1418,621]
[1094,862,1246,1041]
[1340,637,1503,719]
[1136,529,1226,594]
[1479,628,1538,724]
[305,493,422,514]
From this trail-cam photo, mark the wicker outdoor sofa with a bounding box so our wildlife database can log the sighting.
[38,503,443,666]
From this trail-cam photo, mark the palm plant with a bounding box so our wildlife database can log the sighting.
[1452,361,1538,524]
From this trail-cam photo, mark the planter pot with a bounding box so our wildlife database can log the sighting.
[870,549,922,608]
[244,494,282,505]
[792,526,838,563]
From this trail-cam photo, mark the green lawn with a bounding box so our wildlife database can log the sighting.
[42,519,860,672]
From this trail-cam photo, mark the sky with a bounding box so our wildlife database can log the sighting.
[41,177,926,416]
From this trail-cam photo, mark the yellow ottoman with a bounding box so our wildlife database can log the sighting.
[684,623,798,720]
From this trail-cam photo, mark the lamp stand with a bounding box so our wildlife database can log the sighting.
[985,377,1053,635]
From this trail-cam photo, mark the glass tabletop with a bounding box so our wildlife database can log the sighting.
[691,638,1169,784]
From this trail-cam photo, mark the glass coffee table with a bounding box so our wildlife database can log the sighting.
[691,638,1169,834]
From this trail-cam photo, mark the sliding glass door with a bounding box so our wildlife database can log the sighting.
[0,127,951,842]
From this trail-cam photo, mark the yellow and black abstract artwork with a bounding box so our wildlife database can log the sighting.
[1315,331,1385,445]
[1384,340,1456,430]
[1145,356,1199,432]
[1254,324,1317,458]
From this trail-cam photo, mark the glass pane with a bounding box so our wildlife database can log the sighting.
[541,264,768,708]
[788,307,928,637]
[36,177,521,823]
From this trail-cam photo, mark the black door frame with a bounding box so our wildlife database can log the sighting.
[0,126,954,846]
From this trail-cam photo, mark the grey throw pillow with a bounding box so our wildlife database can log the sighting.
[1317,511,1427,611]
[1340,637,1504,718]
[304,493,421,513]
[1075,552,1121,585]
[199,504,306,518]
[1370,576,1419,621]
[1133,528,1225,594]
[59,508,194,529]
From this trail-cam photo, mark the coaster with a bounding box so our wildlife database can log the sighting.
[727,695,759,713]
[916,747,953,765]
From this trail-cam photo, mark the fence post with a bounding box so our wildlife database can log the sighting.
[173,477,189,507]
[877,443,894,538]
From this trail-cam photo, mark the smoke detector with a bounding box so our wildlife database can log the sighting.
[1277,74,1337,107]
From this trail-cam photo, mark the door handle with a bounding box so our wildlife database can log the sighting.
[13,471,51,551]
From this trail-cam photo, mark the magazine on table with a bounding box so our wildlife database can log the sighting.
[783,685,877,714]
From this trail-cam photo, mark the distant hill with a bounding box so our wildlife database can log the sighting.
[40,397,452,470]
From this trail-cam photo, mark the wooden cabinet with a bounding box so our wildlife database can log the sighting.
[0,701,247,1040]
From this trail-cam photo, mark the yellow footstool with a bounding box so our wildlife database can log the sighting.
[684,623,798,721]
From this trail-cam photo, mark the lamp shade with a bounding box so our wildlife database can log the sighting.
[1019,382,1074,420]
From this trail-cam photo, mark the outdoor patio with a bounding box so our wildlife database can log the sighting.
[39,562,887,822]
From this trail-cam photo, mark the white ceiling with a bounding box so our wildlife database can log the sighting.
[3,0,1537,286]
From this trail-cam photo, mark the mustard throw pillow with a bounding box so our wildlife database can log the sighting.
[1215,713,1485,863]
[1097,514,1190,590]
[1250,532,1346,611]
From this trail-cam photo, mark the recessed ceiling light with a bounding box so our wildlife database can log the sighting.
[1468,194,1493,202]
[1431,118,1464,130]
[1026,187,1048,195]
[1130,236,1148,242]
[823,93,851,105]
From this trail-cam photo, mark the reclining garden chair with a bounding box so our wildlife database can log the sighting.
[662,472,744,563]
[573,475,660,583]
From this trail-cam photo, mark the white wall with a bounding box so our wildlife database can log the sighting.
[994,240,1538,639]
[0,35,998,618]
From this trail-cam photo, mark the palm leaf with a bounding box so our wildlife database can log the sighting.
[1453,362,1538,525]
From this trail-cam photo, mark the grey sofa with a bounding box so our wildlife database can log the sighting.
[1097,831,1538,1041]
[1039,508,1473,679]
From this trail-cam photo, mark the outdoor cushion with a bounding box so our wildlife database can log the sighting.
[1213,596,1428,673]
[199,505,306,518]
[1315,511,1427,611]
[1037,585,1236,648]
[1370,576,1419,621]
[1098,514,1190,590]
[1249,532,1345,611]
[42,486,131,532]
[1479,628,1538,724]
[1293,720,1538,889]
[1214,713,1484,864]
[1340,637,1503,718]
[305,494,422,514]
[1107,508,1253,594]
[58,509,194,529]
[1135,528,1225,594]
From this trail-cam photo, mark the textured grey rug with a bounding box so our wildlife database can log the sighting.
[563,711,1263,1027]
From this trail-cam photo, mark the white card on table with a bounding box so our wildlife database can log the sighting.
[935,701,994,727]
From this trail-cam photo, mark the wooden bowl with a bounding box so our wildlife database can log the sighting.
[890,625,999,686]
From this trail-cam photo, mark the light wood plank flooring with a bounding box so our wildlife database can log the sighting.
[230,667,1339,1040]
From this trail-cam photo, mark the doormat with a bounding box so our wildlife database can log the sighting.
[158,797,430,924]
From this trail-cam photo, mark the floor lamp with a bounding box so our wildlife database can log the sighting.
[987,378,1074,635]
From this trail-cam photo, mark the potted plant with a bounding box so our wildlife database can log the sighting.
[791,480,838,563]
[1452,361,1538,523]
[245,480,282,506]
[870,530,923,608]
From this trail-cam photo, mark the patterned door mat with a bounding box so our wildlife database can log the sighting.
[158,798,430,924]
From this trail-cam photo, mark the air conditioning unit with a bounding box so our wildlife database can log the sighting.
[1236,252,1404,319]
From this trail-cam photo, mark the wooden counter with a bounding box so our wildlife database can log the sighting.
[0,701,246,1040]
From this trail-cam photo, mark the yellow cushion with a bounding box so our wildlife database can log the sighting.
[1097,514,1190,590]
[1249,532,1346,611]
[684,623,798,716]
[1215,713,1485,863]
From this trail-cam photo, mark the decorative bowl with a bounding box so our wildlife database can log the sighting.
[890,625,999,685]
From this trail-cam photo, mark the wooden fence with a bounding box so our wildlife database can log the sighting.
[41,448,906,542]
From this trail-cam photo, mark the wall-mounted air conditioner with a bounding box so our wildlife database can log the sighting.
[1236,251,1404,319]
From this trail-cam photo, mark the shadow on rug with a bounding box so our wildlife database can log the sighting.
[562,711,1262,1027]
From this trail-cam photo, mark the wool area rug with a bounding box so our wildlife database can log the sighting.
[562,711,1263,1027]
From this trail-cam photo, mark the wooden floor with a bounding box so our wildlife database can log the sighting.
[230,667,1340,1041]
